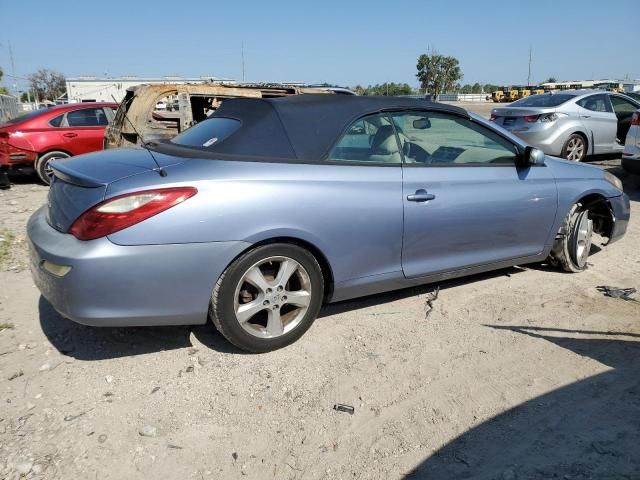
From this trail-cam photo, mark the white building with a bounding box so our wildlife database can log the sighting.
[539,79,640,92]
[65,76,234,103]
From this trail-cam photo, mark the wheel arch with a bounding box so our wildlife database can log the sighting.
[575,192,615,241]
[225,236,335,302]
[37,148,73,158]
[568,130,590,156]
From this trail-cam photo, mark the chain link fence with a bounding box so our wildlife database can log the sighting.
[401,93,490,102]
[0,95,19,123]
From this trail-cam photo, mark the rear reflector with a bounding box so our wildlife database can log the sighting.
[490,114,499,121]
[41,260,71,277]
[631,112,640,126]
[69,187,197,241]
[523,115,540,122]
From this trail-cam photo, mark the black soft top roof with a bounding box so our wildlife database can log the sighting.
[199,94,469,161]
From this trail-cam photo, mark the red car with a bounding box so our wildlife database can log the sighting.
[0,102,117,185]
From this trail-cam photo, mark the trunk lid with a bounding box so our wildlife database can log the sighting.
[47,148,185,232]
[490,106,557,130]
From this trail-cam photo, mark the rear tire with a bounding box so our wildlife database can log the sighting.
[36,151,70,185]
[549,203,593,272]
[561,134,587,162]
[209,243,324,353]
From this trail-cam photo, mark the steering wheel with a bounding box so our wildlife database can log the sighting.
[398,134,431,164]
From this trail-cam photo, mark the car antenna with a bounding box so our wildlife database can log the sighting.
[111,95,167,177]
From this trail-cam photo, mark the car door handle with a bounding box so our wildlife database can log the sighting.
[407,189,435,202]
[63,133,78,138]
[581,115,591,119]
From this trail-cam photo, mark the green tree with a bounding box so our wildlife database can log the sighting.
[416,51,463,96]
[20,91,34,102]
[352,85,367,96]
[28,68,66,101]
[351,83,414,96]
[544,77,557,83]
[459,84,472,94]
[483,83,499,94]
[471,82,482,94]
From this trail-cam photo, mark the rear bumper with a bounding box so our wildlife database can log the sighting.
[511,127,570,157]
[0,145,37,168]
[27,206,250,326]
[607,193,630,245]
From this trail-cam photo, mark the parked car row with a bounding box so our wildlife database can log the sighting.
[28,94,630,352]
[490,90,640,162]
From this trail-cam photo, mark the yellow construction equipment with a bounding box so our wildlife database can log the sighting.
[504,88,520,102]
[491,90,505,103]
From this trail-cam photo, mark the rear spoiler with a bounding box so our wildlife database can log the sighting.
[49,160,106,188]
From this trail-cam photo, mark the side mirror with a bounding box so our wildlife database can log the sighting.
[524,146,545,166]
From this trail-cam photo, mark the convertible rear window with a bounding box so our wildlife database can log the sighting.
[511,94,574,107]
[171,117,241,148]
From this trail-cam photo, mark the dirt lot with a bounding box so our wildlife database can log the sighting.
[1,159,639,480]
[442,101,500,118]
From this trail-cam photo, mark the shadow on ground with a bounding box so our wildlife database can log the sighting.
[39,266,528,360]
[38,296,241,360]
[588,154,640,202]
[405,326,640,479]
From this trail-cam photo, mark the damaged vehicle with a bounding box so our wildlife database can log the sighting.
[104,83,348,149]
[1,102,117,185]
[29,95,629,353]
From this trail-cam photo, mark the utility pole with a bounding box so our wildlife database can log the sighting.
[8,40,17,95]
[241,41,245,82]
[527,46,532,85]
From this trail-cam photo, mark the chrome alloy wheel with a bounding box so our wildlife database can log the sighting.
[566,136,585,161]
[45,154,67,175]
[233,256,312,338]
[570,211,593,267]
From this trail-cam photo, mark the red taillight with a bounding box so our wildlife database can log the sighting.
[490,114,499,121]
[523,115,540,122]
[631,112,640,126]
[69,187,197,241]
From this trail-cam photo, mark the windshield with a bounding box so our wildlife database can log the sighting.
[511,94,574,108]
[1,108,49,126]
[171,117,241,148]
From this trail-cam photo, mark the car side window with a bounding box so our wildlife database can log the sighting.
[577,94,613,113]
[390,111,517,165]
[66,108,109,127]
[610,96,638,115]
[328,113,401,163]
[48,114,65,128]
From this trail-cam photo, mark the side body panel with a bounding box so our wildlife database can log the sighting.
[577,106,617,154]
[107,159,404,287]
[401,165,558,277]
[55,124,107,155]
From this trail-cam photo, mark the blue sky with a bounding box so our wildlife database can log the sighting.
[1,0,638,92]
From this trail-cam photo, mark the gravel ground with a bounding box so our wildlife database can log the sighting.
[0,159,638,480]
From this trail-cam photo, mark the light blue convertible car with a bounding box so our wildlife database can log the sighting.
[28,95,629,352]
